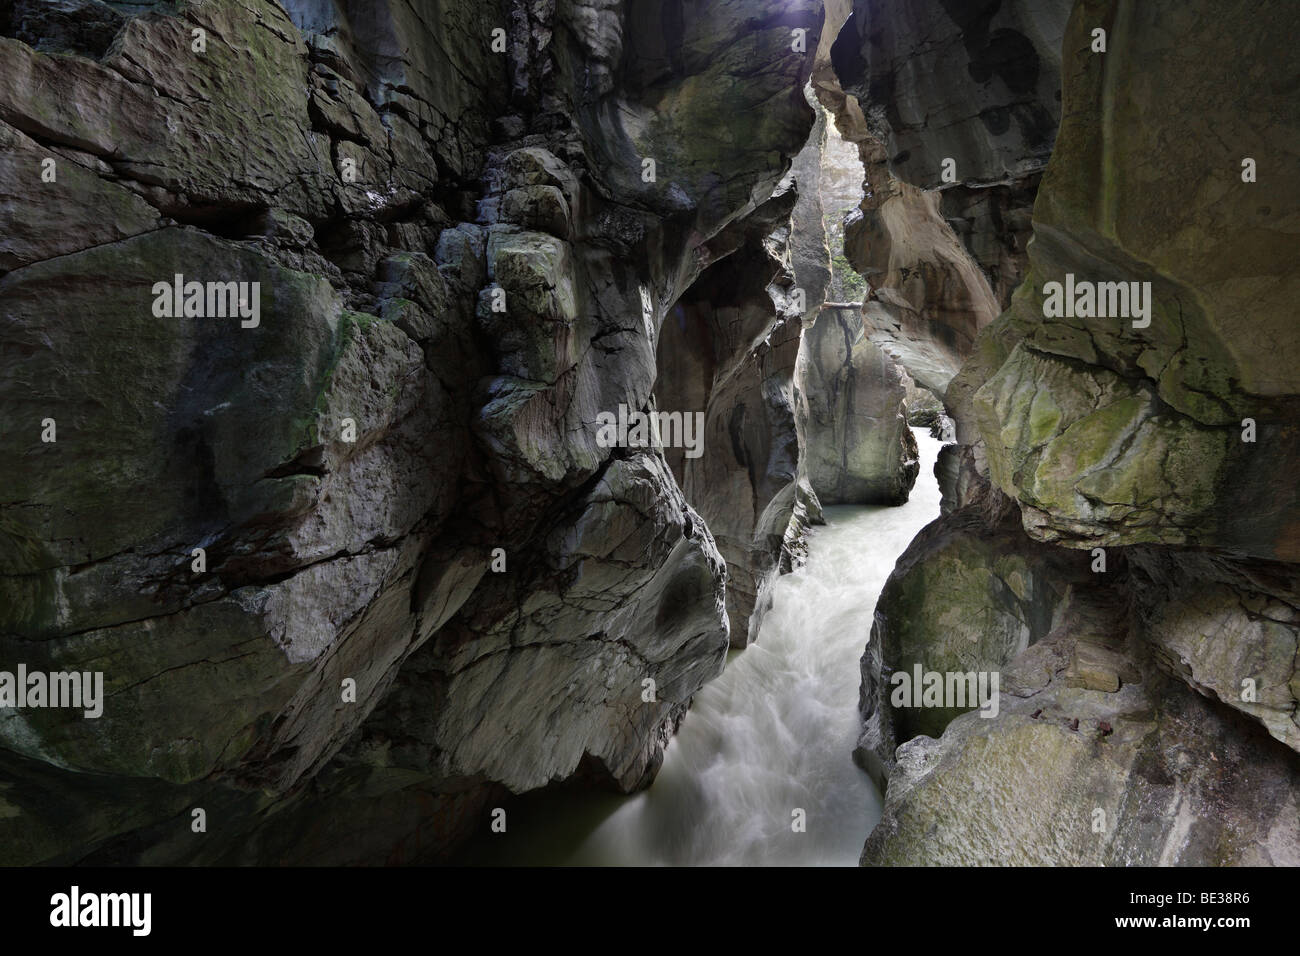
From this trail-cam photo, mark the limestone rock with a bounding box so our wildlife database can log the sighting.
[0,120,160,272]
[973,343,1236,549]
[655,189,806,645]
[3,0,125,58]
[845,166,1002,396]
[858,508,1085,782]
[812,42,1005,404]
[832,0,1069,192]
[940,175,1042,309]
[966,0,1300,561]
[864,603,1300,866]
[818,0,1068,387]
[0,0,829,864]
[795,307,918,506]
[384,452,730,794]
[1132,550,1300,756]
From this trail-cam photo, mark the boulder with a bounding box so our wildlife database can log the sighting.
[795,307,919,505]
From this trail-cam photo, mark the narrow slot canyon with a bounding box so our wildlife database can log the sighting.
[0,0,1297,877]
[461,431,944,865]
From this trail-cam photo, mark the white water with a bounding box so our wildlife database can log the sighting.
[464,429,944,866]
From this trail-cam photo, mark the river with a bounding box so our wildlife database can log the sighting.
[459,428,944,865]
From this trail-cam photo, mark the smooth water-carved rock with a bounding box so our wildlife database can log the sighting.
[833,0,1069,191]
[856,507,1084,785]
[973,344,1236,549]
[1131,550,1300,756]
[815,0,1068,407]
[795,307,918,506]
[832,0,1068,307]
[863,585,1300,866]
[812,10,1007,403]
[655,192,806,645]
[846,161,1002,396]
[0,0,826,864]
[393,452,730,794]
[653,89,833,646]
[858,0,1300,868]
[940,175,1043,310]
[963,0,1300,560]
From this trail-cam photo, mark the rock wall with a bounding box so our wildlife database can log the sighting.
[0,0,827,864]
[844,151,1002,396]
[819,0,1070,406]
[654,185,807,646]
[833,0,1069,309]
[795,306,918,506]
[836,0,1067,190]
[6,0,1291,872]
[779,0,923,510]
[865,587,1300,865]
[856,0,1300,865]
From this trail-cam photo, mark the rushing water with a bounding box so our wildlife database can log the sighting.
[461,429,944,866]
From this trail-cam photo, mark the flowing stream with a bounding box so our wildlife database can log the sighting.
[461,429,944,865]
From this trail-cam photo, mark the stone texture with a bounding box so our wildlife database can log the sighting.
[655,199,808,645]
[857,0,1300,869]
[368,451,730,794]
[811,6,1008,404]
[817,0,1070,404]
[940,175,1042,309]
[795,306,918,506]
[3,0,125,58]
[1131,550,1300,756]
[651,83,841,646]
[962,0,1300,561]
[863,584,1300,866]
[0,120,161,272]
[857,507,1084,785]
[0,0,827,865]
[832,0,1069,190]
[820,103,866,304]
[847,161,1002,395]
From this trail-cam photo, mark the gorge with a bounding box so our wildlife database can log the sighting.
[0,0,1297,868]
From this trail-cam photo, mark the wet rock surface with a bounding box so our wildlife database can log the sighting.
[1,0,1295,871]
[858,0,1300,866]
[0,0,830,864]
